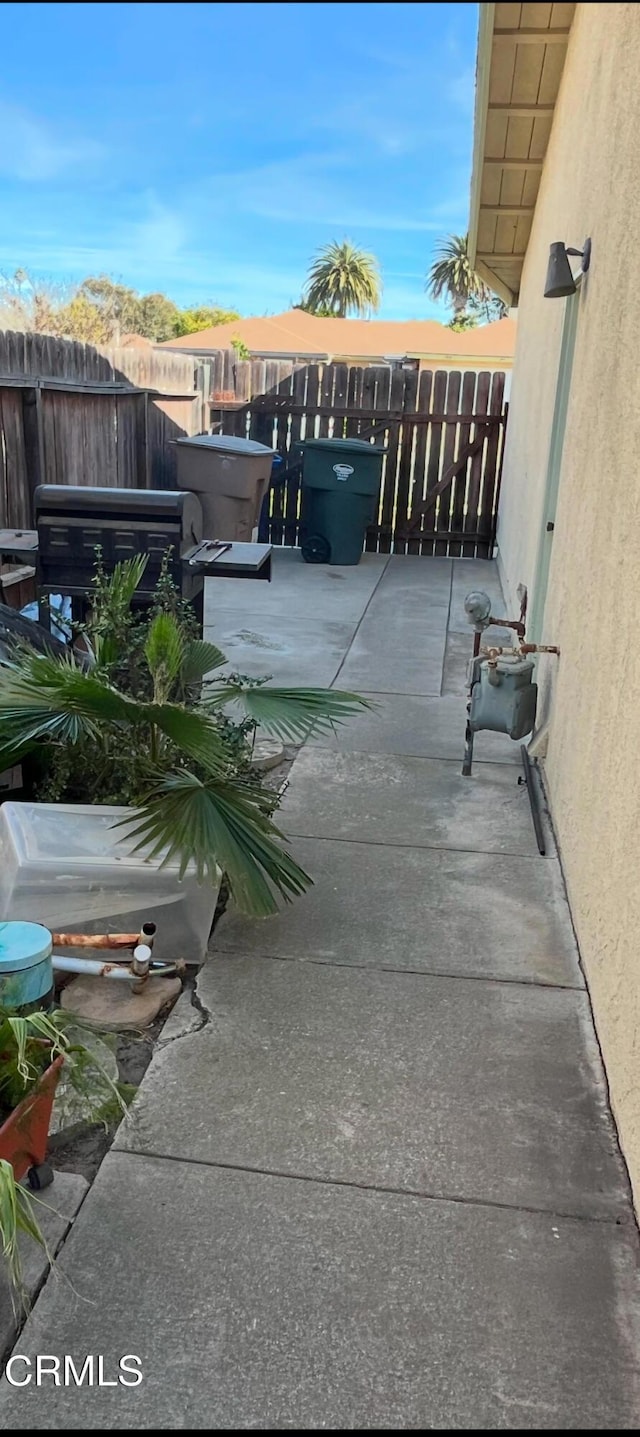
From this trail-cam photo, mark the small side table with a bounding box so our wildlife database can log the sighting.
[0,529,39,612]
[184,541,272,582]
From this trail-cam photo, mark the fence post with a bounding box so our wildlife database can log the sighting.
[136,391,150,489]
[21,384,45,522]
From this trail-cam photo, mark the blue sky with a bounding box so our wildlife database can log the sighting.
[0,2,478,319]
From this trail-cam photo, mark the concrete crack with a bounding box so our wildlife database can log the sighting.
[156,973,211,1048]
[187,972,212,1029]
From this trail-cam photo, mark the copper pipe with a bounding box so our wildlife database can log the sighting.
[489,615,526,638]
[519,643,560,656]
[51,932,140,949]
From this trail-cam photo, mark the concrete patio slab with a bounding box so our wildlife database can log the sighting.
[0,1171,88,1361]
[280,748,551,856]
[116,958,625,1218]
[215,837,583,987]
[336,642,447,695]
[442,628,478,695]
[308,691,520,762]
[203,613,357,687]
[7,553,637,1431]
[371,553,453,610]
[325,554,453,693]
[204,549,388,623]
[3,1154,639,1430]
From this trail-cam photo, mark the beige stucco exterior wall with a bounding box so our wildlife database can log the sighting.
[497,3,640,1201]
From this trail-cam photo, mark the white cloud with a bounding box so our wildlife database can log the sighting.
[194,153,447,233]
[0,192,187,288]
[311,100,421,158]
[0,102,103,181]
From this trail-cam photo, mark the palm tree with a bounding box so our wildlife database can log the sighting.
[426,233,507,320]
[303,241,382,318]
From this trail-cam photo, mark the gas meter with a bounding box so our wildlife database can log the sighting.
[468,652,537,741]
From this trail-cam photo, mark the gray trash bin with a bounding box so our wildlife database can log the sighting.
[174,435,274,542]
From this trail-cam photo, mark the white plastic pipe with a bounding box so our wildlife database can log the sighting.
[52,955,135,981]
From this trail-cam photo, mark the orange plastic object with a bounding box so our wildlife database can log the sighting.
[0,1053,64,1181]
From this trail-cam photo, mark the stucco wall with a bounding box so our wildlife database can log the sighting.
[497,3,640,1202]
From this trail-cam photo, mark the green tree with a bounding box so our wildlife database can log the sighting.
[0,270,243,344]
[466,290,508,323]
[174,305,240,336]
[76,276,142,341]
[447,311,479,333]
[426,234,508,321]
[54,292,114,343]
[303,241,382,318]
[294,297,336,318]
[137,292,180,342]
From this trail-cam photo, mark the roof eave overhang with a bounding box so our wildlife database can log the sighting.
[468,2,574,307]
[468,5,501,286]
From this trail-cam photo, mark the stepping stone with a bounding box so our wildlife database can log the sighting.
[61,974,182,1031]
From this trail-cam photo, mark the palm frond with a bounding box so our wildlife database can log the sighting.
[426,233,487,311]
[304,240,381,318]
[118,770,312,915]
[142,702,228,773]
[90,553,148,667]
[144,610,184,700]
[98,553,148,610]
[210,683,372,743]
[0,653,132,762]
[181,639,227,686]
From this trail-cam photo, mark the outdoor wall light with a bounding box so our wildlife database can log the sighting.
[544,238,591,298]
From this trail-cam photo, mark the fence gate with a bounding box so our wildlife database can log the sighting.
[215,361,508,559]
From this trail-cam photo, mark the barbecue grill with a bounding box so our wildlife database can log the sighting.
[34,485,205,614]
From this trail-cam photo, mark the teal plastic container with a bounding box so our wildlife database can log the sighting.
[298,438,385,565]
[0,922,54,1013]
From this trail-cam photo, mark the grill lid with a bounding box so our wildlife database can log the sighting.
[34,486,194,517]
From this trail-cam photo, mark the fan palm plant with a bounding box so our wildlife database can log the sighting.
[303,241,382,318]
[0,559,369,918]
[426,233,507,319]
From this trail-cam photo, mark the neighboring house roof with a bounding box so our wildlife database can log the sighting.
[468,1,576,305]
[159,309,517,364]
[120,332,153,348]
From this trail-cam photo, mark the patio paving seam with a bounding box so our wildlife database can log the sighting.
[296,747,525,771]
[111,1147,631,1229]
[439,558,455,697]
[279,829,555,860]
[308,740,522,767]
[209,947,586,992]
[328,553,393,690]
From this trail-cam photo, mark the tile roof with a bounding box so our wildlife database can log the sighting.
[159,309,516,362]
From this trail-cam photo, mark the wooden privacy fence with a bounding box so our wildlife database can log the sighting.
[213,358,508,558]
[0,331,209,529]
[0,333,508,560]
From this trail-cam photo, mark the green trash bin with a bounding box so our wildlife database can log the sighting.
[298,438,385,565]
